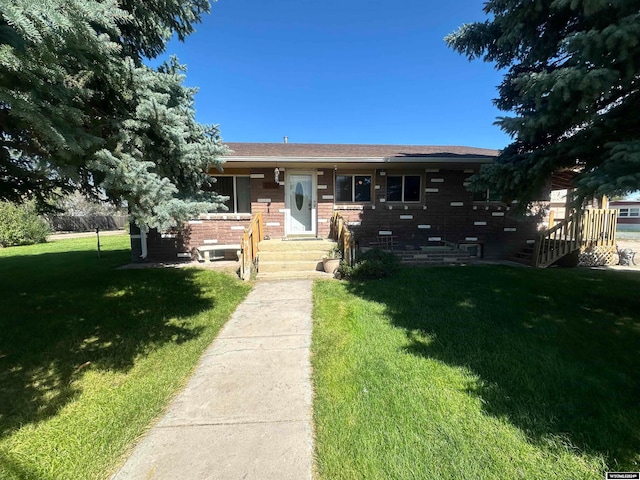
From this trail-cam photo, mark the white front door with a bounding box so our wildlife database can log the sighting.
[286,171,316,236]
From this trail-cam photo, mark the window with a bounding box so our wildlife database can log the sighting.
[211,176,251,213]
[386,175,420,202]
[473,189,503,202]
[619,207,640,217]
[336,174,372,202]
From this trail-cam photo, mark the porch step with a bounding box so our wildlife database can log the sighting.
[258,260,322,273]
[256,238,338,276]
[258,250,331,262]
[510,246,534,266]
[256,271,333,281]
[397,249,473,265]
[258,238,336,252]
[418,246,455,252]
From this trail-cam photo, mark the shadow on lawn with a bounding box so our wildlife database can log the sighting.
[0,249,213,438]
[346,265,640,469]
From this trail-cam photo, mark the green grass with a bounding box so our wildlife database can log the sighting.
[312,266,640,479]
[0,235,251,479]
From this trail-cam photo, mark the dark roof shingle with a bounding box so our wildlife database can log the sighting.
[225,142,499,158]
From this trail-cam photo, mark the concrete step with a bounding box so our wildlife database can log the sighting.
[258,250,332,262]
[258,260,322,273]
[256,270,333,281]
[511,245,535,266]
[401,258,471,265]
[256,239,338,276]
[397,249,472,265]
[418,246,454,252]
[258,239,336,253]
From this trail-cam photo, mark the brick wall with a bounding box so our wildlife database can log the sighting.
[145,227,190,262]
[250,168,286,238]
[335,168,544,260]
[141,166,546,262]
[317,168,334,238]
[145,216,251,261]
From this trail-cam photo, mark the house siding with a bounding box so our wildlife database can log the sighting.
[610,201,640,231]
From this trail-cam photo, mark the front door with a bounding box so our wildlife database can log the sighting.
[286,171,316,236]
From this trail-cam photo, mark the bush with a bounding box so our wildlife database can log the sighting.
[337,248,400,280]
[0,201,50,247]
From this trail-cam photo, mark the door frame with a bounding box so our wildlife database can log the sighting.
[285,170,317,236]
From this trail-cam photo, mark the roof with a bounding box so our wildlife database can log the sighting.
[224,142,499,159]
[610,200,640,206]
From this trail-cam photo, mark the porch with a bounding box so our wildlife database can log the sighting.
[532,208,618,268]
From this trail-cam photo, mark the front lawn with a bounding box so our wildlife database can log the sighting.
[312,266,640,479]
[0,236,251,479]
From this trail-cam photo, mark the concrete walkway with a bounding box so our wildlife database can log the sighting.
[112,280,314,480]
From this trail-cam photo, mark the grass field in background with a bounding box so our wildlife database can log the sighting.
[312,266,640,479]
[0,236,251,479]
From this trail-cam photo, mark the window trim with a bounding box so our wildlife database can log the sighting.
[335,173,373,203]
[472,188,504,204]
[212,175,251,214]
[386,174,422,203]
[619,207,640,217]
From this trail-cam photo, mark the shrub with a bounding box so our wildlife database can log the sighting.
[337,248,400,280]
[0,201,50,247]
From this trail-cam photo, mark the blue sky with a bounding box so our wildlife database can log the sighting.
[154,0,511,149]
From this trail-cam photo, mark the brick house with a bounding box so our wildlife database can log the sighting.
[134,142,548,262]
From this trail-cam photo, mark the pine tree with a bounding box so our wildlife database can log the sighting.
[446,0,640,205]
[0,0,226,230]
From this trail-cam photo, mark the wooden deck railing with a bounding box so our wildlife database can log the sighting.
[330,211,355,266]
[534,208,617,268]
[580,208,617,247]
[240,212,264,281]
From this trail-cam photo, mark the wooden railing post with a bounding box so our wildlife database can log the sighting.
[329,211,355,267]
[534,233,543,268]
[239,212,265,281]
[330,211,337,240]
[241,231,250,281]
[344,230,351,265]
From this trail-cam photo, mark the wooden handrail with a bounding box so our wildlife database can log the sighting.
[534,208,617,268]
[240,212,263,281]
[330,211,355,266]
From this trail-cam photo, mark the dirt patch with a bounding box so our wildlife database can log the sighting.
[616,239,640,252]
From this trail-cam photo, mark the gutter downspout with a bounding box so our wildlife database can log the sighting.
[140,227,148,260]
[333,165,337,211]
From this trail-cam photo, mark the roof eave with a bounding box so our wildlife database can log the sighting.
[223,155,495,164]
